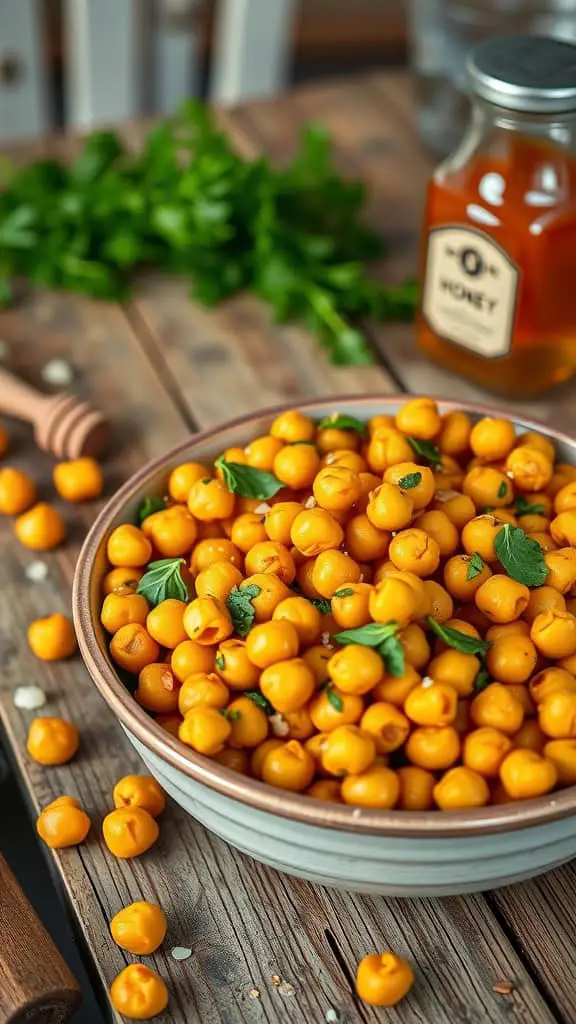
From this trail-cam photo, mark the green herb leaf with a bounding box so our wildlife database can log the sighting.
[215,457,283,500]
[220,708,241,721]
[309,597,332,614]
[137,496,165,524]
[379,634,405,677]
[226,584,261,637]
[474,664,491,693]
[316,414,367,437]
[398,472,422,490]
[514,496,546,517]
[321,681,344,712]
[494,523,548,588]
[136,558,188,605]
[290,440,316,446]
[466,552,485,581]
[215,653,225,671]
[426,617,491,655]
[333,587,355,599]
[334,622,400,648]
[497,480,508,499]
[245,691,274,714]
[407,438,442,467]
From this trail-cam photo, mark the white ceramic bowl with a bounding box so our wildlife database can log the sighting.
[74,396,576,896]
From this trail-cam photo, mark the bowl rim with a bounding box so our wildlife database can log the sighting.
[73,393,576,838]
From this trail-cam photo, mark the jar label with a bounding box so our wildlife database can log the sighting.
[422,225,519,358]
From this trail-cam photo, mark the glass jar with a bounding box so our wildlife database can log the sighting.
[417,35,576,399]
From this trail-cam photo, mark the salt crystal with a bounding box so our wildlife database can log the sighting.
[270,713,289,737]
[278,981,296,996]
[435,489,459,502]
[254,502,272,514]
[249,988,260,999]
[170,946,192,961]
[421,676,434,689]
[325,454,336,465]
[14,686,46,710]
[326,1010,340,1023]
[41,358,74,386]
[25,560,48,582]
[352,808,362,819]
[304,495,317,509]
[0,339,8,359]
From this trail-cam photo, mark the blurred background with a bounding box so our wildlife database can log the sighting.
[2,0,576,156]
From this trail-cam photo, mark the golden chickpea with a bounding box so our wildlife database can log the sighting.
[27,613,77,661]
[110,625,160,674]
[543,739,576,784]
[307,780,344,802]
[323,450,367,473]
[531,531,557,553]
[373,665,421,706]
[520,513,550,534]
[178,672,230,715]
[113,775,165,819]
[436,410,472,456]
[295,558,323,600]
[146,599,187,649]
[244,541,295,585]
[270,596,320,646]
[168,461,209,502]
[506,445,553,492]
[485,621,530,642]
[170,640,214,683]
[530,609,576,658]
[414,510,459,558]
[331,582,373,630]
[273,444,320,489]
[135,664,180,714]
[37,796,91,849]
[443,553,492,601]
[242,573,291,622]
[462,466,512,509]
[516,431,556,463]
[290,507,344,556]
[178,705,231,755]
[195,561,243,604]
[360,702,410,754]
[284,707,314,740]
[368,414,395,437]
[187,477,235,521]
[499,749,557,799]
[383,463,435,511]
[341,765,400,809]
[15,502,66,551]
[434,766,490,810]
[529,667,576,706]
[304,731,330,766]
[369,572,425,627]
[388,528,440,578]
[539,689,576,739]
[544,547,576,593]
[367,427,414,474]
[524,586,567,623]
[328,645,384,696]
[309,688,363,732]
[470,682,524,735]
[316,425,360,454]
[250,738,285,779]
[264,501,303,546]
[404,681,458,727]
[395,397,441,439]
[513,720,546,753]
[366,483,414,532]
[102,567,144,596]
[486,635,537,684]
[261,739,315,791]
[405,726,460,770]
[427,649,480,698]
[0,467,36,515]
[27,717,79,766]
[554,480,576,514]
[244,435,284,472]
[182,597,232,646]
[141,507,197,559]
[311,465,360,512]
[190,537,243,575]
[245,620,299,669]
[420,581,453,624]
[433,492,476,530]
[475,575,530,624]
[549,511,576,547]
[463,727,513,777]
[270,410,315,444]
[398,624,431,670]
[312,549,361,598]
[345,514,390,563]
[321,725,376,776]
[470,417,516,462]
[395,765,435,810]
[101,593,150,634]
[302,645,332,685]
[260,658,315,713]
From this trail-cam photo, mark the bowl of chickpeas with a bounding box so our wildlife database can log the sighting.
[73,396,576,896]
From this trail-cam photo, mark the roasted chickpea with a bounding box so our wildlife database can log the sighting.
[404,681,458,727]
[307,779,344,802]
[485,621,530,642]
[529,667,576,706]
[244,434,284,471]
[145,599,186,649]
[393,765,434,810]
[426,649,480,698]
[311,465,361,511]
[360,702,410,754]
[544,547,576,593]
[261,739,315,791]
[549,464,576,498]
[398,624,431,670]
[396,397,441,439]
[182,597,233,645]
[309,688,363,732]
[486,635,537,684]
[463,727,513,777]
[312,549,361,598]
[102,567,144,595]
[270,596,320,646]
[530,609,576,658]
[284,707,314,740]
[213,638,259,690]
[302,644,332,685]
[470,417,516,462]
[513,720,546,753]
[462,466,512,509]
[226,696,269,748]
[53,457,103,502]
[421,580,454,623]
[382,463,435,512]
[0,467,36,514]
[367,427,414,473]
[27,613,76,661]
[549,510,576,547]
[366,482,413,532]
[373,665,421,706]
[27,715,79,765]
[405,725,460,770]
[36,796,91,849]
[328,645,383,696]
[270,409,315,444]
[227,512,266,553]
[264,501,302,545]
[245,620,299,669]
[470,682,524,735]
[475,575,529,623]
[329,582,371,630]
[499,749,557,799]
[110,624,160,674]
[317,424,361,454]
[103,807,159,859]
[388,528,440,578]
[506,445,553,492]
[369,572,425,627]
[323,449,367,473]
[241,573,291,622]
[195,561,243,605]
[320,725,376,776]
[187,477,235,521]
[412,512,459,561]
[524,586,567,623]
[435,455,465,493]
[290,507,344,556]
[341,765,400,809]
[101,592,150,633]
[135,664,180,714]
[179,705,231,755]
[434,766,490,810]
[143,506,197,558]
[168,461,209,502]
[110,901,167,956]
[434,492,476,530]
[530,531,557,552]
[250,738,285,779]
[243,541,295,585]
[109,963,168,1020]
[434,410,470,456]
[113,775,165,819]
[539,689,576,739]
[260,658,316,713]
[519,513,551,534]
[442,554,491,603]
[178,672,230,715]
[190,537,243,575]
[273,444,320,489]
[15,502,66,551]
[170,640,214,682]
[345,514,390,563]
[543,739,576,784]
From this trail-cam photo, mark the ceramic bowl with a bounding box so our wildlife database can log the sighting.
[73,396,576,897]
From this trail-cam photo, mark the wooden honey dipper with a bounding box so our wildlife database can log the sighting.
[0,366,110,459]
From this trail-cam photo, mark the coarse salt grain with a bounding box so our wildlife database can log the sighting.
[170,947,192,961]
[352,808,362,819]
[41,358,74,386]
[270,713,289,737]
[254,502,271,514]
[25,560,48,582]
[304,495,317,509]
[14,686,46,710]
[325,453,337,464]
[421,676,434,689]
[326,1010,340,1023]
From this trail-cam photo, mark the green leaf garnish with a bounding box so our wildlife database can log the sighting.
[137,496,165,524]
[466,552,485,581]
[316,414,367,437]
[290,440,316,446]
[334,622,400,647]
[497,480,508,499]
[398,472,422,490]
[514,496,546,517]
[309,597,332,614]
[220,708,241,721]
[321,681,344,712]
[226,584,261,637]
[333,587,355,599]
[494,523,548,588]
[426,617,491,655]
[379,634,405,677]
[474,665,491,693]
[245,691,274,714]
[406,438,442,467]
[136,558,188,605]
[215,653,225,671]
[215,456,283,500]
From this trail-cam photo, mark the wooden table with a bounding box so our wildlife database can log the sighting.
[1,71,576,1024]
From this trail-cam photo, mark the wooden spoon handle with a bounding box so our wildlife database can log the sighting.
[0,852,82,1024]
[0,367,50,423]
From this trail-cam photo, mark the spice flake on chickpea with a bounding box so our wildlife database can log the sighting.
[101,402,576,811]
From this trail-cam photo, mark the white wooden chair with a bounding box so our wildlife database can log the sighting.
[0,0,298,140]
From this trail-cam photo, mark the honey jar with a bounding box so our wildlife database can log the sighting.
[418,35,576,398]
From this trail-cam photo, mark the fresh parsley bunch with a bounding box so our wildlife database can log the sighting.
[0,103,417,364]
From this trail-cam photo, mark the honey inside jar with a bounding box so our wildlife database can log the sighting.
[418,35,576,399]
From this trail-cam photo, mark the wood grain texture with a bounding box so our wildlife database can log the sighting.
[0,74,571,1024]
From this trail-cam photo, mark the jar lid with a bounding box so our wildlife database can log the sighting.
[467,35,576,113]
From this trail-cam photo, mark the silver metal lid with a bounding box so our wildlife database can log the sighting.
[467,35,576,113]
